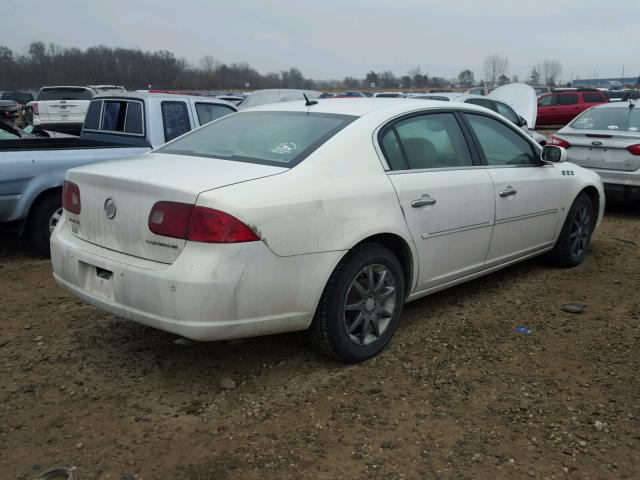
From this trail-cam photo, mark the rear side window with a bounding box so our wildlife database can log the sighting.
[162,101,191,142]
[380,130,405,170]
[195,103,235,125]
[156,111,356,167]
[38,88,93,101]
[495,102,519,123]
[83,100,144,135]
[582,92,605,103]
[466,113,537,166]
[382,113,473,170]
[557,94,578,105]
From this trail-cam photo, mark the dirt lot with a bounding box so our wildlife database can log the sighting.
[1,202,639,480]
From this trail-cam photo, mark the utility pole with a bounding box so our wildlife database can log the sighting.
[621,65,625,85]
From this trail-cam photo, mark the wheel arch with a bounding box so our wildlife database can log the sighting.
[24,186,62,233]
[579,185,600,215]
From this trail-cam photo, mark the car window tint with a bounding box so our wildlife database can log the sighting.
[582,92,604,103]
[571,107,640,132]
[392,113,472,170]
[156,111,355,167]
[195,103,235,125]
[380,129,406,170]
[465,98,494,109]
[83,101,102,130]
[538,95,554,107]
[124,102,143,134]
[557,94,578,105]
[466,113,537,166]
[38,88,93,101]
[495,102,519,123]
[162,101,191,142]
[102,101,127,131]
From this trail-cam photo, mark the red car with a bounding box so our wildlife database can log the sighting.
[536,89,608,127]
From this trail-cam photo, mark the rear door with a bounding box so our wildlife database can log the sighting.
[556,93,580,125]
[38,88,94,123]
[381,111,495,292]
[463,112,564,265]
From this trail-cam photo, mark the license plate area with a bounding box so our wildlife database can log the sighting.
[79,261,115,300]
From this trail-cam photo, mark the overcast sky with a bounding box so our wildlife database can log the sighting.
[5,0,639,82]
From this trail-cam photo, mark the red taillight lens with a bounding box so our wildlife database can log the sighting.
[62,180,81,214]
[187,206,260,243]
[148,202,259,243]
[31,102,39,115]
[627,144,640,156]
[549,135,571,149]
[148,201,193,239]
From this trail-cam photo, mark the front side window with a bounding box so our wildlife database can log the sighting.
[465,113,538,166]
[381,113,473,170]
[557,94,578,106]
[195,103,235,125]
[162,101,191,142]
[495,102,519,124]
[156,111,355,167]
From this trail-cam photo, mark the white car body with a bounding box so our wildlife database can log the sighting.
[51,99,604,356]
[552,101,640,199]
[32,86,96,131]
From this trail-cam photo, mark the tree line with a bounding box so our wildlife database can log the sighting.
[0,42,566,92]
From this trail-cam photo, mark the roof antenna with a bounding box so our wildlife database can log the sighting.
[303,93,318,107]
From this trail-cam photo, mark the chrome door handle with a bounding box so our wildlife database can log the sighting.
[499,186,517,198]
[411,194,437,208]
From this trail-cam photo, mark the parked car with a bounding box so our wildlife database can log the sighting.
[537,89,608,127]
[0,100,20,125]
[51,98,604,362]
[465,87,487,96]
[605,89,640,102]
[89,84,127,92]
[411,83,548,145]
[333,91,367,98]
[0,92,236,254]
[550,101,640,200]
[532,86,551,96]
[30,86,97,134]
[1,91,35,105]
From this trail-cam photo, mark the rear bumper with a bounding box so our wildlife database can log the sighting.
[585,168,640,199]
[51,215,342,341]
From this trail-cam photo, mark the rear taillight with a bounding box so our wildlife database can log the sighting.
[62,181,81,214]
[627,144,640,156]
[148,201,259,243]
[549,135,571,149]
[31,102,39,115]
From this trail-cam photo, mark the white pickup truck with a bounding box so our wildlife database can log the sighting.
[0,92,237,253]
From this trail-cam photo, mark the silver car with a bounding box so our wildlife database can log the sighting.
[551,101,640,200]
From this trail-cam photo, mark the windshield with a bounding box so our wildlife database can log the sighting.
[156,111,356,167]
[570,107,640,132]
[38,88,93,101]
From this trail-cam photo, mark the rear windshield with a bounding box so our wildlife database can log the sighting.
[38,88,93,101]
[570,107,640,132]
[156,111,356,167]
[1,92,33,104]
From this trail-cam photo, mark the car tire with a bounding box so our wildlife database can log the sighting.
[549,192,595,268]
[309,243,406,363]
[28,191,62,256]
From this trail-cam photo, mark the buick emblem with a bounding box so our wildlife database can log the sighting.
[104,197,117,219]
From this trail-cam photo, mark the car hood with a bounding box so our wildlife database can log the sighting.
[489,83,538,129]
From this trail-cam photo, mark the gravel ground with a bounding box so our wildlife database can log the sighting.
[1,202,639,480]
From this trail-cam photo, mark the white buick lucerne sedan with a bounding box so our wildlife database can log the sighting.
[51,99,605,362]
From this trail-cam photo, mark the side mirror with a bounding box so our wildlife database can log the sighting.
[542,145,567,163]
[517,115,528,127]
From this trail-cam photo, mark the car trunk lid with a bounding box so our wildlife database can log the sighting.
[560,130,640,171]
[66,153,287,263]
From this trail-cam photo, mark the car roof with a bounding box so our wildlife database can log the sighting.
[243,97,494,118]
[40,86,94,91]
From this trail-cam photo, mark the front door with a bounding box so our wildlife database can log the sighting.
[380,111,496,292]
[463,112,564,265]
